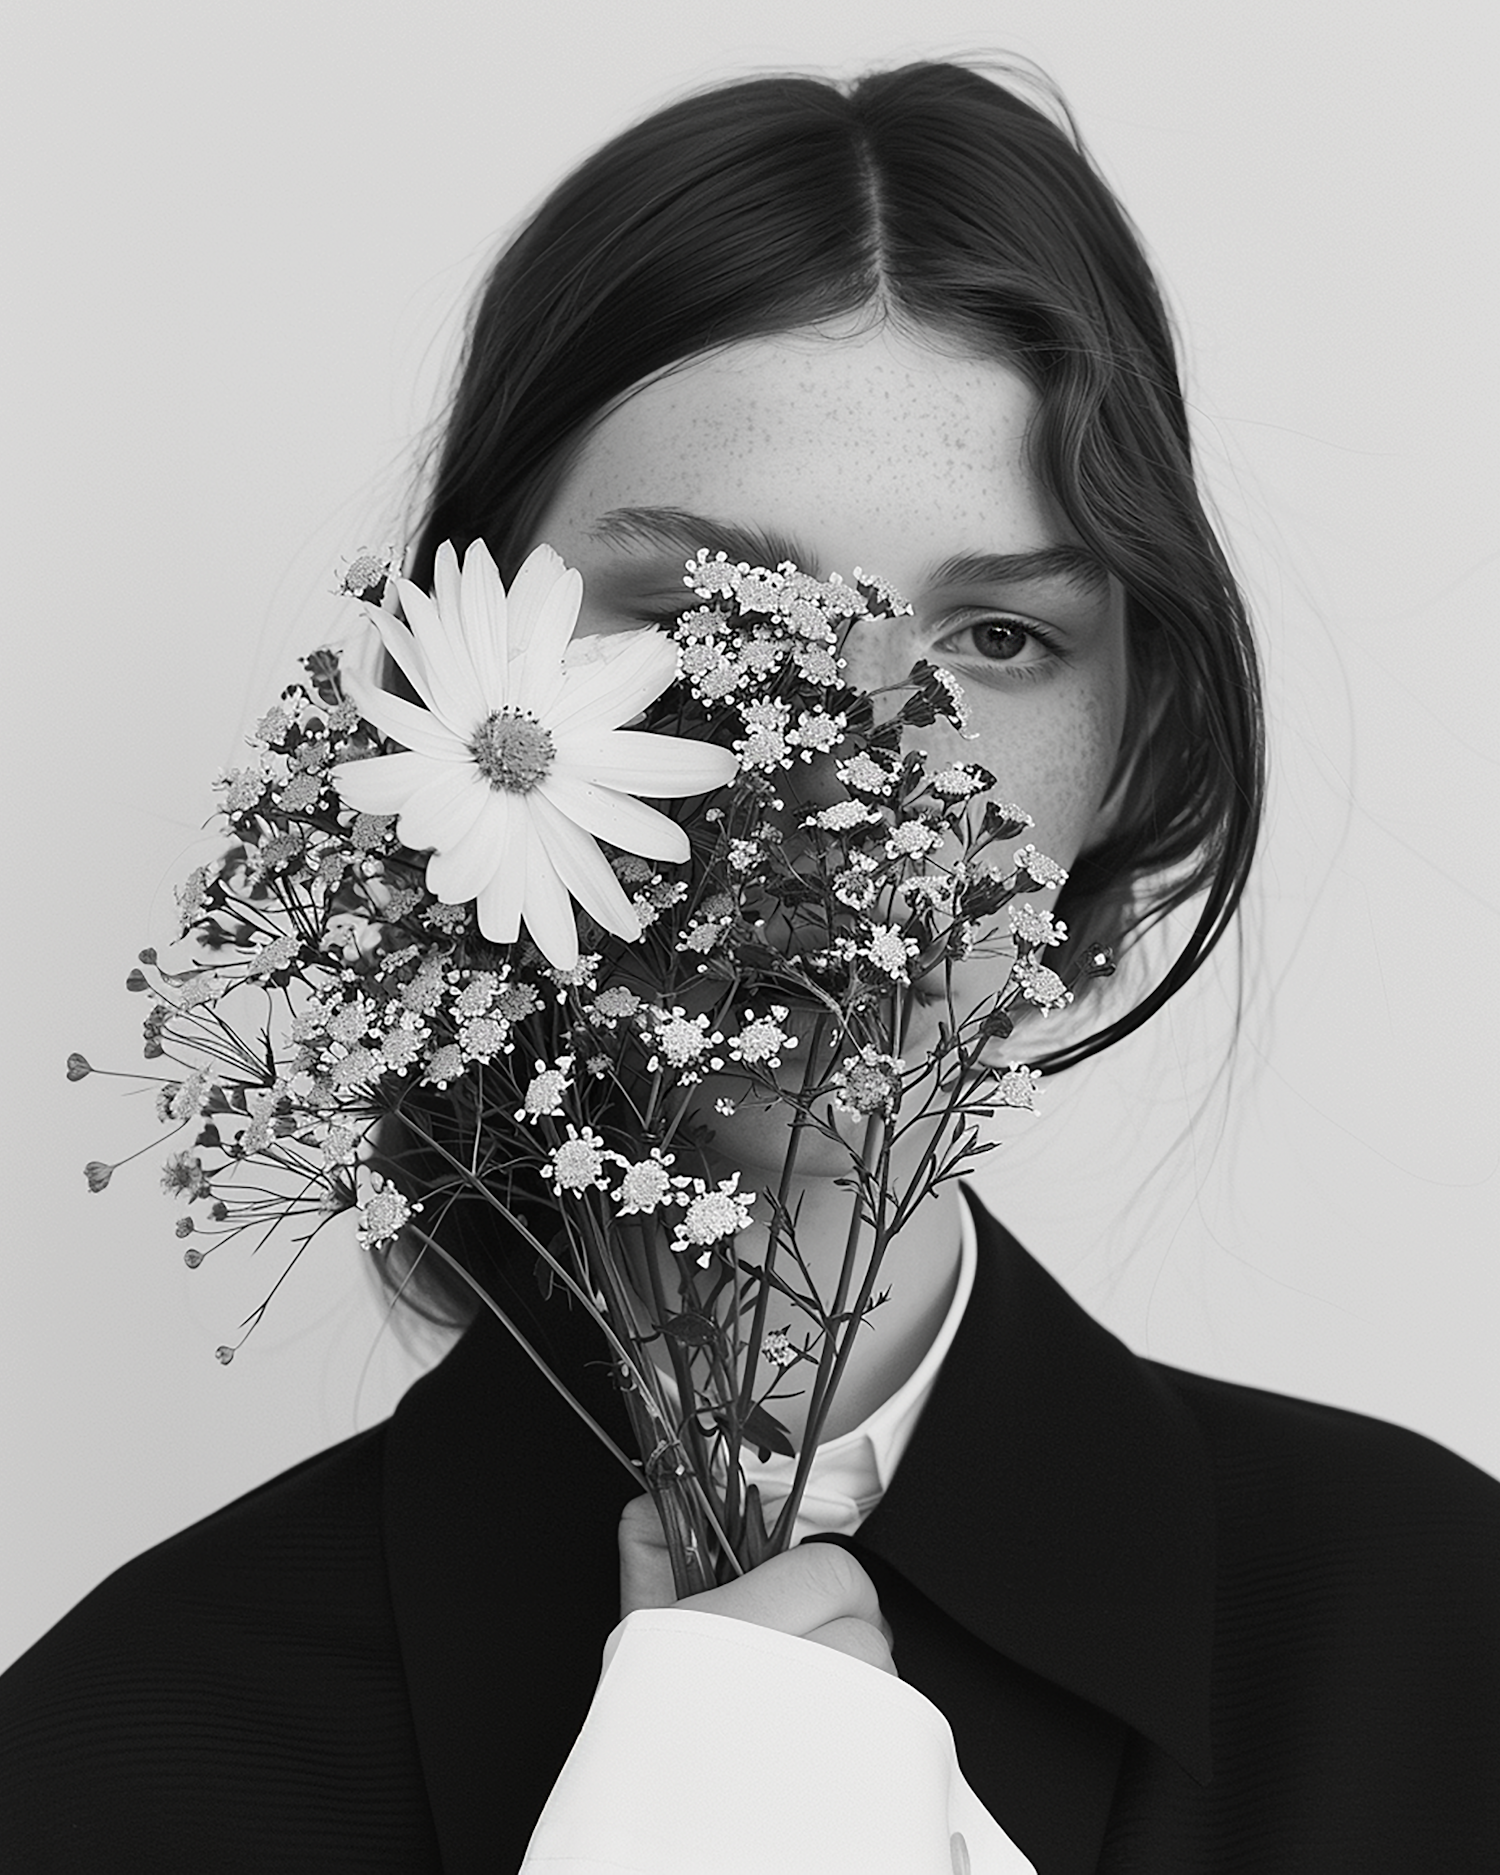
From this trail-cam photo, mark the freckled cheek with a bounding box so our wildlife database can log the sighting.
[965,691,1122,866]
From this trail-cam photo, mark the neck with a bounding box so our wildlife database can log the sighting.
[627,1133,967,1452]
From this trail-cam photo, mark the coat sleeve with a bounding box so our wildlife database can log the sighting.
[0,1428,444,1874]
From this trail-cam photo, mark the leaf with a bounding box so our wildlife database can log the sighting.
[741,1483,772,1568]
[717,1400,796,1461]
[661,1311,719,1348]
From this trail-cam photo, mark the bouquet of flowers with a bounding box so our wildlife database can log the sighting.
[75,537,1112,1595]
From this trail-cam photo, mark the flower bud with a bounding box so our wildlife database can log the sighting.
[84,1161,114,1192]
[65,1053,92,1082]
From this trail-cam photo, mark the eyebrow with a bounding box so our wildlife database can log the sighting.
[584,507,819,581]
[584,506,1111,596]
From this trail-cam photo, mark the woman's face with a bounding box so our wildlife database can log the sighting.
[528,320,1129,1173]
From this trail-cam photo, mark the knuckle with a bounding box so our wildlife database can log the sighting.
[802,1540,863,1605]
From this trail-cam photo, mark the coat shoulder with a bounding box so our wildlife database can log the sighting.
[1152,1359,1500,1532]
[0,1423,441,1872]
[1151,1360,1500,1657]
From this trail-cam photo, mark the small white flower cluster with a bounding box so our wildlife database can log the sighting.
[155,1068,213,1125]
[246,932,301,979]
[830,1048,906,1119]
[613,1148,680,1215]
[1012,844,1069,891]
[673,1173,756,1265]
[215,699,342,825]
[993,1063,1044,1111]
[837,752,899,796]
[544,954,603,998]
[677,890,737,956]
[641,1006,726,1082]
[809,799,882,833]
[725,1007,797,1069]
[284,977,430,1102]
[584,985,641,1030]
[536,1140,759,1267]
[356,1173,417,1249]
[862,924,921,983]
[926,764,990,799]
[1008,902,1067,949]
[1009,959,1074,1015]
[673,552,904,742]
[333,543,402,601]
[613,857,689,930]
[761,1328,800,1370]
[516,1056,574,1122]
[884,818,943,862]
[539,1125,612,1193]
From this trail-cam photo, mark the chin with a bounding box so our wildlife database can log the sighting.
[684,1065,872,1186]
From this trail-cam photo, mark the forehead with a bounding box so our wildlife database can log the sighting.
[541,324,1062,573]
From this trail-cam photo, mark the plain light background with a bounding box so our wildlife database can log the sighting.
[3,0,1496,1669]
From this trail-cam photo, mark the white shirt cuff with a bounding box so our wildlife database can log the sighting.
[520,1606,1035,1874]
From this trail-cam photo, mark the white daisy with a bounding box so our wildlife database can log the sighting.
[331,539,738,968]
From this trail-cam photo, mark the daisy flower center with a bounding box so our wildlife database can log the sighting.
[469,709,556,793]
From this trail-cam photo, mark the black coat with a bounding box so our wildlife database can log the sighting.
[4,1196,1498,1872]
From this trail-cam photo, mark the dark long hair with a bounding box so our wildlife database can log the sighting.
[378,57,1265,1326]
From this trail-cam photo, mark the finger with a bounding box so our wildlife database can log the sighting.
[805,1616,898,1677]
[681,1539,882,1638]
[617,1494,679,1616]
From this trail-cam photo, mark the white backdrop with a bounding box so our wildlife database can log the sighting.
[3,0,1496,1669]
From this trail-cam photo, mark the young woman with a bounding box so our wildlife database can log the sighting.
[3,58,1497,1874]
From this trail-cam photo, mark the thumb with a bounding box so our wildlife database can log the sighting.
[618,1493,679,1617]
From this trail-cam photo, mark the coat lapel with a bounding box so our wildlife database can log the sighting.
[381,1195,1216,1874]
[846,1195,1216,1871]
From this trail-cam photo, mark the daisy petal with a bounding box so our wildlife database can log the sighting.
[518,813,581,969]
[530,792,643,939]
[345,667,472,762]
[432,540,464,635]
[514,565,584,719]
[504,544,570,659]
[394,764,488,855]
[474,803,528,945]
[425,791,512,905]
[331,750,448,816]
[545,629,680,736]
[553,729,738,798]
[392,577,484,731]
[361,603,472,732]
[459,539,509,712]
[537,773,689,864]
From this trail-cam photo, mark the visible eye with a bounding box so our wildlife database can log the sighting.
[941,614,1063,673]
